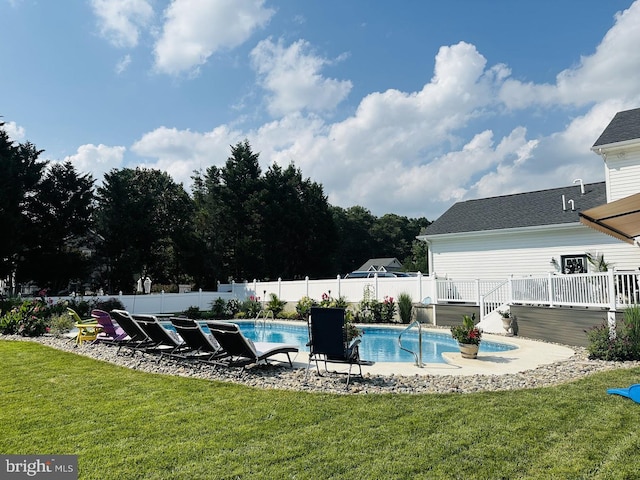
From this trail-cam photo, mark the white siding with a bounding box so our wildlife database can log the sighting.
[603,145,640,201]
[429,225,640,280]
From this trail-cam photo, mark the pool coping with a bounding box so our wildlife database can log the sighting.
[246,320,577,377]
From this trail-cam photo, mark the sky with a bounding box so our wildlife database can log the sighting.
[2,0,640,221]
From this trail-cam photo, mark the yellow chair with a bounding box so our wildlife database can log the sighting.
[69,308,101,345]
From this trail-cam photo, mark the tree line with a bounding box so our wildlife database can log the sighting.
[1,127,429,295]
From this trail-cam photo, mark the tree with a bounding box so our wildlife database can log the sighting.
[330,206,377,274]
[192,140,265,283]
[262,163,336,279]
[19,161,95,293]
[0,124,47,294]
[94,167,194,293]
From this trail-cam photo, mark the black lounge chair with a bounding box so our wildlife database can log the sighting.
[169,317,227,364]
[131,314,191,362]
[307,307,374,386]
[110,309,155,354]
[206,321,298,368]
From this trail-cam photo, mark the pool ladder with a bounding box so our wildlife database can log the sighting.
[398,320,425,367]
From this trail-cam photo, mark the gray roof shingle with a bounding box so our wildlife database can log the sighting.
[593,107,640,147]
[422,182,606,236]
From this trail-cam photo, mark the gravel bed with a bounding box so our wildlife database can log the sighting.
[5,335,640,395]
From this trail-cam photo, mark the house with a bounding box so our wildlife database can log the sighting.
[418,107,640,280]
[356,258,404,273]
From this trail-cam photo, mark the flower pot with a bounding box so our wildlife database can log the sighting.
[458,342,479,359]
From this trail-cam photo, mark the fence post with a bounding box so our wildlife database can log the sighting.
[336,275,341,298]
[305,276,309,297]
[508,276,514,305]
[161,290,165,314]
[374,273,379,300]
[417,271,422,302]
[231,280,235,297]
[607,269,617,338]
[278,277,282,299]
[199,288,203,309]
[475,279,480,305]
[479,295,485,322]
[547,273,554,307]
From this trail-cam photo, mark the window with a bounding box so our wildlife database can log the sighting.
[560,254,587,274]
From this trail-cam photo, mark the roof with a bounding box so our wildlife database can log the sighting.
[422,182,607,236]
[592,107,640,148]
[357,258,403,271]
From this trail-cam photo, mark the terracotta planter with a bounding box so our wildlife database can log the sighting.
[458,342,480,359]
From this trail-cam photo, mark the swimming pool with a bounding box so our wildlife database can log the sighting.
[167,320,517,364]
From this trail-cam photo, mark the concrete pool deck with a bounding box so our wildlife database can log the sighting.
[291,332,577,377]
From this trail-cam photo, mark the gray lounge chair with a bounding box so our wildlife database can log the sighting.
[206,321,298,367]
[170,317,227,364]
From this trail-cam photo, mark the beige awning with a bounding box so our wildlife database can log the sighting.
[579,192,640,245]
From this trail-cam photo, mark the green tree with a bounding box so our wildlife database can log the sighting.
[193,140,265,283]
[0,124,47,294]
[94,167,194,293]
[20,161,95,293]
[262,163,336,279]
[330,205,377,274]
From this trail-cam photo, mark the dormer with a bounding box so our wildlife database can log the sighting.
[592,107,640,202]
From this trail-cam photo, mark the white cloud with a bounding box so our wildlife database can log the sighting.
[91,0,154,48]
[499,1,640,109]
[129,0,640,221]
[154,0,274,75]
[63,144,126,182]
[1,121,26,142]
[250,38,352,116]
[131,125,244,184]
[115,54,132,74]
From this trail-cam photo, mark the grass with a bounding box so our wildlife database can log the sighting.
[2,341,640,480]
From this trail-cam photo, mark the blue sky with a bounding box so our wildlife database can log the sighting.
[2,0,640,220]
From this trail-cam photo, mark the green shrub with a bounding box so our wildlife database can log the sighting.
[212,298,227,318]
[266,293,286,318]
[48,313,75,336]
[380,296,396,322]
[242,297,262,318]
[0,309,21,335]
[295,296,317,319]
[183,306,202,319]
[18,314,48,337]
[586,305,640,361]
[397,293,413,324]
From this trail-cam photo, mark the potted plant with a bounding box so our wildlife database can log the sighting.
[451,313,482,358]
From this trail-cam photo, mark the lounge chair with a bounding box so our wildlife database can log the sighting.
[206,321,298,368]
[131,314,191,362]
[110,309,155,354]
[307,307,374,386]
[169,317,226,363]
[607,384,640,403]
[91,309,127,344]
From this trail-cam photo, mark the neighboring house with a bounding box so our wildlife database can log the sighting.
[356,258,404,273]
[418,107,640,280]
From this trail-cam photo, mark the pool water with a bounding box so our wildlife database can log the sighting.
[167,320,516,364]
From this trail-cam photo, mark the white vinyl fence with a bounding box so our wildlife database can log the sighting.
[46,271,640,317]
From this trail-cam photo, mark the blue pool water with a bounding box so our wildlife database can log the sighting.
[166,320,516,364]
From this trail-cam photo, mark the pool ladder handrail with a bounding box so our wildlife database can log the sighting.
[398,320,424,368]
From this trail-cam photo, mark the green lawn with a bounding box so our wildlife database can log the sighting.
[1,340,640,479]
